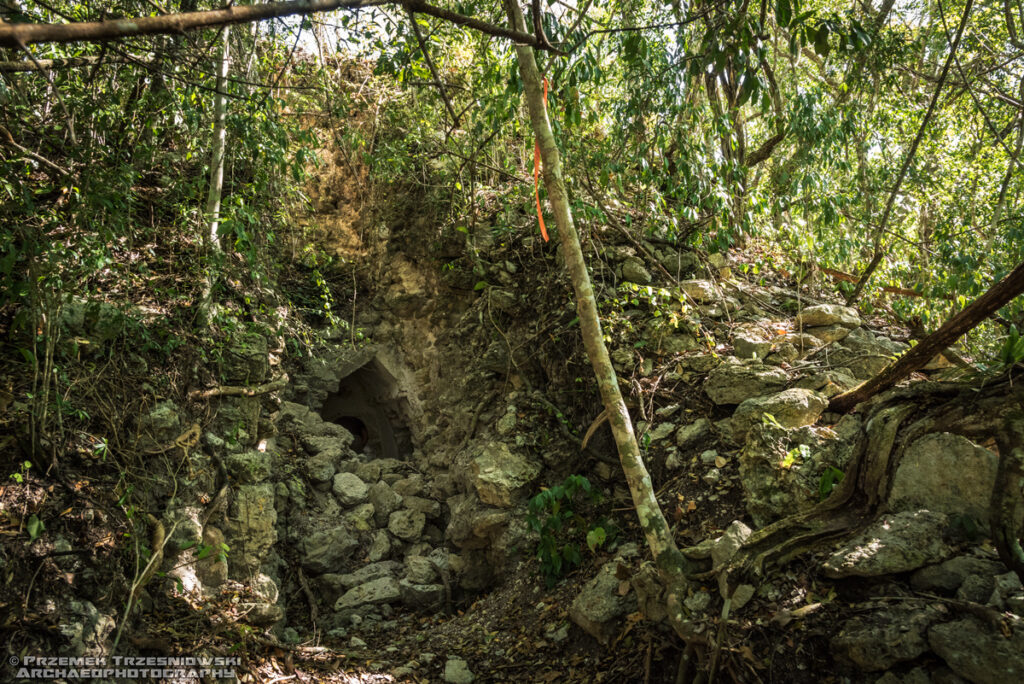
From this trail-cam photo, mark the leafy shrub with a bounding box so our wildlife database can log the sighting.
[526,474,610,586]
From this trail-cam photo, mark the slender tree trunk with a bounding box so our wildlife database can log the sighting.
[206,25,230,249]
[503,0,694,638]
[200,26,230,320]
[830,258,1024,413]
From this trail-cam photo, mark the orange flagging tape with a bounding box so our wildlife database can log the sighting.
[533,77,550,242]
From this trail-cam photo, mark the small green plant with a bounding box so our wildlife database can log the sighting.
[9,460,31,483]
[180,539,230,564]
[818,466,844,500]
[998,325,1024,367]
[526,474,609,586]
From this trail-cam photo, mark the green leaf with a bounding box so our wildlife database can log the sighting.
[586,527,606,552]
[776,0,792,27]
[27,514,44,542]
[819,466,845,501]
[813,25,831,57]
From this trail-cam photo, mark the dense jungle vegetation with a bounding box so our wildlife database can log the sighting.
[1,1,1023,682]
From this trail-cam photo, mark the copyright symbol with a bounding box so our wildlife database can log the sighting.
[8,656,18,666]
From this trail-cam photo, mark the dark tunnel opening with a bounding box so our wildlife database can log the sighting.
[335,416,369,452]
[319,358,413,460]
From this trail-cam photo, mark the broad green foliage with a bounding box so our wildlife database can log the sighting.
[3,0,1024,390]
[526,474,610,586]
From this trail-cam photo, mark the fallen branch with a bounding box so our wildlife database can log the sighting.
[829,259,1024,413]
[188,373,289,401]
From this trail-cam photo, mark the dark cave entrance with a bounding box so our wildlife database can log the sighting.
[320,358,413,460]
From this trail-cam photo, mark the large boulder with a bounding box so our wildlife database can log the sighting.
[739,416,863,526]
[888,432,997,525]
[796,304,860,329]
[731,388,828,440]
[445,494,509,551]
[704,363,789,405]
[220,331,270,384]
[823,510,955,578]
[679,280,717,303]
[332,472,369,507]
[228,484,277,574]
[621,256,652,284]
[469,442,541,507]
[389,509,427,542]
[300,525,359,574]
[334,576,401,610]
[368,481,403,527]
[831,604,946,671]
[569,562,639,644]
[929,618,1024,684]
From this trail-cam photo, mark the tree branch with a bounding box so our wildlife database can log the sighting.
[0,0,552,51]
[846,0,974,305]
[829,258,1024,413]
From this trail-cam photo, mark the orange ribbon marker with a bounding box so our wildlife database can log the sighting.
[533,77,550,242]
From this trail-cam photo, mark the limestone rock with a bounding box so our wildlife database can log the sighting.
[704,363,789,405]
[228,484,277,573]
[680,279,717,303]
[138,401,181,446]
[445,494,508,551]
[621,256,652,284]
[367,530,392,562]
[393,474,425,497]
[796,304,860,329]
[910,556,1007,594]
[333,472,369,507]
[443,657,475,684]
[305,450,337,484]
[675,418,712,450]
[929,618,1024,684]
[327,562,402,593]
[658,334,698,354]
[739,419,863,526]
[354,461,382,483]
[731,388,828,440]
[389,509,427,542]
[300,525,358,574]
[733,332,772,360]
[711,521,753,572]
[197,525,228,590]
[226,450,272,484]
[889,433,997,525]
[469,443,541,507]
[368,481,403,527]
[399,579,445,610]
[831,604,945,671]
[404,556,437,585]
[569,562,639,644]
[805,324,852,344]
[403,495,442,519]
[220,331,269,384]
[334,576,401,610]
[344,503,376,531]
[823,511,955,578]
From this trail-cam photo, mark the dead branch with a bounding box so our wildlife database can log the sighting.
[188,373,289,401]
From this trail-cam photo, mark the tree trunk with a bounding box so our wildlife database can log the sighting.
[503,0,694,638]
[206,26,230,250]
[199,26,230,321]
[830,258,1024,413]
